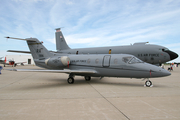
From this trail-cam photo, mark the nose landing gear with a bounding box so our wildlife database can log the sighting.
[144,79,153,87]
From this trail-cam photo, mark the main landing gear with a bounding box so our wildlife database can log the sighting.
[67,74,75,84]
[67,74,91,84]
[84,76,91,81]
[145,79,153,87]
[67,77,74,84]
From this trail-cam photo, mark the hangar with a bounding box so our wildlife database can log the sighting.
[5,55,35,65]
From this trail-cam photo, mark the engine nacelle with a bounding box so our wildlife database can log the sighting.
[45,56,70,68]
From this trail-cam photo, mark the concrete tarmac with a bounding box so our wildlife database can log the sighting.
[0,64,180,120]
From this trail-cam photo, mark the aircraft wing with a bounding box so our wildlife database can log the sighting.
[0,62,9,65]
[7,69,97,74]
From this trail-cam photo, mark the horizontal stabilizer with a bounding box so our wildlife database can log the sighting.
[7,50,57,54]
[6,69,97,74]
[7,50,31,54]
[5,37,36,42]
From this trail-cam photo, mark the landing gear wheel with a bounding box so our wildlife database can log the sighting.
[67,77,74,84]
[145,80,152,87]
[84,76,91,81]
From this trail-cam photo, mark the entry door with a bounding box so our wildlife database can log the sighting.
[103,55,111,67]
[28,59,31,64]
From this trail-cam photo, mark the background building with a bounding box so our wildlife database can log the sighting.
[5,55,34,65]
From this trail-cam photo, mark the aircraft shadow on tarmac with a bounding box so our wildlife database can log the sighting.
[13,78,166,91]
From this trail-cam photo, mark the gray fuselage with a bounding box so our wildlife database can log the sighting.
[35,54,170,78]
[57,44,178,65]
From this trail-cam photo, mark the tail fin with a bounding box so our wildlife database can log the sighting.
[55,28,70,51]
[5,37,53,60]
[5,57,6,63]
[26,38,53,60]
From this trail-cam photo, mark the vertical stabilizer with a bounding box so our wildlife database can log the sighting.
[26,38,53,60]
[55,28,70,51]
[5,57,7,63]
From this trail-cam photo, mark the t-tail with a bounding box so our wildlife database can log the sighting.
[25,38,53,60]
[55,28,70,51]
[5,37,53,68]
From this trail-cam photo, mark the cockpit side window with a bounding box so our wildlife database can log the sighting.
[128,57,143,64]
[122,57,132,63]
[160,48,169,52]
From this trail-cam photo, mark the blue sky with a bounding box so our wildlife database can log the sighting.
[0,0,180,62]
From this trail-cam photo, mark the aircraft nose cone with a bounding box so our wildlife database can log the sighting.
[165,50,178,60]
[160,69,171,76]
[150,66,171,77]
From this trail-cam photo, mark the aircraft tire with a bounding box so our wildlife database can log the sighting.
[67,77,74,84]
[84,76,91,81]
[145,80,152,87]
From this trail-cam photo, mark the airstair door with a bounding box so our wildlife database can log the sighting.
[103,55,111,67]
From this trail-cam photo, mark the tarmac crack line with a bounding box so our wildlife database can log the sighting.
[139,99,177,119]
[88,82,130,120]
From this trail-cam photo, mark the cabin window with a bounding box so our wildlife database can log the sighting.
[87,59,91,64]
[114,58,118,64]
[95,59,99,64]
[76,51,79,55]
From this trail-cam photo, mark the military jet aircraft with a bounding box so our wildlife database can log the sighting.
[0,57,26,67]
[6,37,171,87]
[55,28,178,65]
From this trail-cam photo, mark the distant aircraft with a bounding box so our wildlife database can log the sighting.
[55,28,178,65]
[0,57,26,67]
[6,36,171,87]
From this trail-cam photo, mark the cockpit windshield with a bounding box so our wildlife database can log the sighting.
[122,56,143,64]
[161,48,169,52]
[129,57,143,64]
[122,57,132,63]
